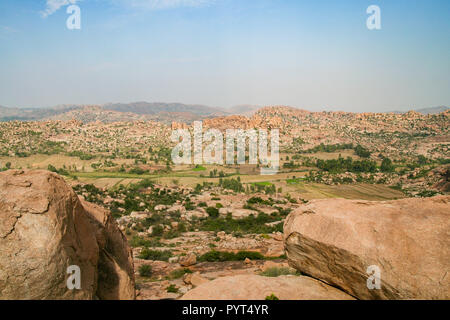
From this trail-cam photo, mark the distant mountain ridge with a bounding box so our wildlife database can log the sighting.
[0,103,447,123]
[414,106,449,114]
[0,103,228,123]
[0,105,80,121]
[103,102,226,116]
[388,106,449,115]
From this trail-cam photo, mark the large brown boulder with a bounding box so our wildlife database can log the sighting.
[284,196,450,300]
[0,170,135,300]
[181,275,354,300]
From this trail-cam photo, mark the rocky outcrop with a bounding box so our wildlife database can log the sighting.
[433,165,450,192]
[81,200,135,300]
[179,253,197,267]
[0,170,135,300]
[181,275,354,300]
[284,196,450,300]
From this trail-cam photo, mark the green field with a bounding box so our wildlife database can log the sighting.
[2,154,409,201]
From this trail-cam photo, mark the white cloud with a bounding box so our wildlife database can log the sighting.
[40,0,214,18]
[122,0,214,10]
[40,0,80,18]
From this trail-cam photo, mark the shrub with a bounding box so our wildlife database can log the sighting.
[178,222,187,233]
[138,264,153,277]
[354,145,371,158]
[206,207,219,218]
[129,167,147,175]
[247,196,265,204]
[265,293,279,300]
[166,284,179,293]
[381,158,395,172]
[198,250,265,262]
[234,251,265,261]
[199,213,283,234]
[151,225,164,237]
[168,268,193,280]
[418,155,428,165]
[130,235,153,248]
[417,190,438,198]
[139,249,173,261]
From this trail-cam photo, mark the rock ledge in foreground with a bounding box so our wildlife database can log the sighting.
[284,196,450,300]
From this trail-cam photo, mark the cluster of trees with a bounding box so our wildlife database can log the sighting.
[301,143,355,154]
[209,168,225,178]
[380,157,395,172]
[354,145,372,158]
[299,143,372,158]
[67,151,95,160]
[218,177,244,192]
[128,167,149,175]
[316,157,377,173]
[251,183,277,194]
[47,164,70,176]
[199,212,284,234]
[198,250,265,262]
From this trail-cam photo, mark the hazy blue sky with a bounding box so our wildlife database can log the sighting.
[0,0,449,112]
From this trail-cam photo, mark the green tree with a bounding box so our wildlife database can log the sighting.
[418,155,428,165]
[381,158,394,172]
[206,207,219,218]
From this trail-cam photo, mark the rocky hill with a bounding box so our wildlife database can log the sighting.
[172,105,449,161]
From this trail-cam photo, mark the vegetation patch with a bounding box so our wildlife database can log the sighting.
[198,250,265,262]
[138,264,153,277]
[139,249,173,261]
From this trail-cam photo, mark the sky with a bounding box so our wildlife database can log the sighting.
[0,0,449,112]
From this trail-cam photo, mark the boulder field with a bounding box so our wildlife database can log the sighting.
[1,170,448,300]
[182,196,449,300]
